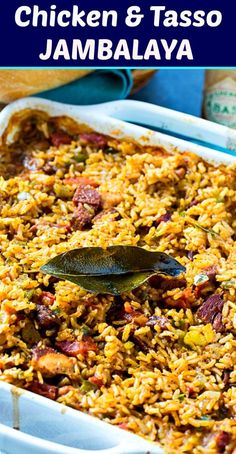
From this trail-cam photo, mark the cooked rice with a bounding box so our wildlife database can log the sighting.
[0,114,235,453]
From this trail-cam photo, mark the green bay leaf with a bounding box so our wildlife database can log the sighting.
[40,246,186,295]
[41,246,185,277]
[46,271,154,295]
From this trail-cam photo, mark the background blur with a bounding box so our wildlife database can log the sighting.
[131,69,204,117]
[0,69,204,117]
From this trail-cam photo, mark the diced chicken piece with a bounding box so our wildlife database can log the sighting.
[102,192,123,209]
[31,347,76,377]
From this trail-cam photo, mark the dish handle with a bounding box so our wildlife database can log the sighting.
[91,99,236,153]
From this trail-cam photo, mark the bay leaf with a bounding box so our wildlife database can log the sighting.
[40,246,185,295]
[41,246,185,277]
[48,271,154,295]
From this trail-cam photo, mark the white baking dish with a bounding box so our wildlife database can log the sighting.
[0,98,235,454]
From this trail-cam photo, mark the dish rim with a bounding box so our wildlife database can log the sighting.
[0,97,235,454]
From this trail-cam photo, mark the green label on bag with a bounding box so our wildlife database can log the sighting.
[204,77,236,128]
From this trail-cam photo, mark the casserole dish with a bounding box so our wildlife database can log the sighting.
[0,98,235,454]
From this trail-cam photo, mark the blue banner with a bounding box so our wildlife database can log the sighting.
[0,0,233,67]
